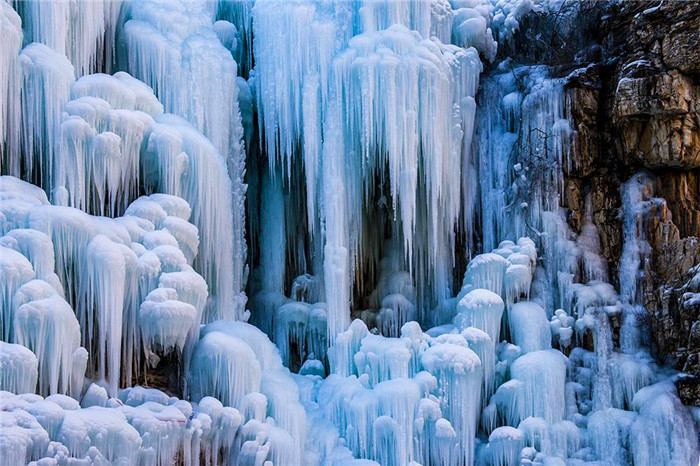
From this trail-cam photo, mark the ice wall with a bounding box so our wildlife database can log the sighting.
[472,54,698,464]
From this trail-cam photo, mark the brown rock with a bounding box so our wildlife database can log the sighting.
[676,374,700,406]
[617,114,700,169]
[613,70,693,118]
[662,17,700,73]
[655,171,700,238]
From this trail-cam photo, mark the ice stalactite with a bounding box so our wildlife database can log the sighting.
[0,2,22,172]
[18,43,74,191]
[321,99,352,343]
[334,24,482,312]
[13,0,123,77]
[619,172,656,353]
[257,169,286,298]
[217,0,255,77]
[251,0,485,341]
[55,72,160,215]
[252,0,347,176]
[124,0,248,319]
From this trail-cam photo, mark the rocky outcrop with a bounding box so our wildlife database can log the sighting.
[614,70,699,169]
[596,1,700,404]
[513,0,700,404]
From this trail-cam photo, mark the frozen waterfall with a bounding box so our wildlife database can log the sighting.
[0,1,698,465]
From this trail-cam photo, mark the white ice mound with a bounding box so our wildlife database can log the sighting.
[189,329,262,407]
[14,293,84,397]
[139,287,196,364]
[490,349,567,428]
[509,301,552,353]
[0,388,245,465]
[0,341,38,394]
[190,319,311,464]
[464,252,510,295]
[454,288,505,344]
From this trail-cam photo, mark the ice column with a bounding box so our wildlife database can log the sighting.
[18,44,74,191]
[0,2,22,173]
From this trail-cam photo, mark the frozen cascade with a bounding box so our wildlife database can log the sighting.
[123,0,248,319]
[0,1,698,465]
[0,176,207,395]
[14,0,123,76]
[252,0,484,337]
[55,69,241,323]
[143,113,241,322]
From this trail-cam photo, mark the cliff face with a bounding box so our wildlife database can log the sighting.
[507,0,700,404]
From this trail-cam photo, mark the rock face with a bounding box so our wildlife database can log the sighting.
[509,0,700,404]
[614,70,699,169]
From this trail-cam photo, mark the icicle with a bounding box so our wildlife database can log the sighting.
[462,327,496,409]
[19,43,74,191]
[57,72,160,217]
[14,0,120,77]
[0,2,22,174]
